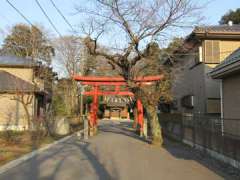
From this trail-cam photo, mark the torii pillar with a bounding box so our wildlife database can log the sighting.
[137,99,144,135]
[89,85,98,136]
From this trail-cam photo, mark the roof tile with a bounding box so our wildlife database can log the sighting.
[194,25,240,33]
[0,55,35,67]
[0,70,37,92]
[211,48,240,72]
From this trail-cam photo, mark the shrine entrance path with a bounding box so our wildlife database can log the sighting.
[0,120,229,180]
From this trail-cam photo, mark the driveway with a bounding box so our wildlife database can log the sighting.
[0,120,234,180]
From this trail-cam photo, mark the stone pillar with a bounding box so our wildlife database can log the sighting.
[83,115,88,140]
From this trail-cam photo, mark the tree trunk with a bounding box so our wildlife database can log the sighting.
[22,103,32,130]
[146,104,163,146]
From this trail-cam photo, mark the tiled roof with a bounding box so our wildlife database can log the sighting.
[103,96,130,107]
[0,55,35,67]
[194,25,240,34]
[0,70,37,93]
[211,48,240,73]
[107,102,127,107]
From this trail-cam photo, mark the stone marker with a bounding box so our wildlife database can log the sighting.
[54,117,70,135]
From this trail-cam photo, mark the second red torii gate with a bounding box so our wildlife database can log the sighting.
[74,75,164,135]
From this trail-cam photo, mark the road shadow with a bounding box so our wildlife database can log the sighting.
[68,139,116,180]
[34,137,115,180]
[0,135,115,180]
[163,139,240,180]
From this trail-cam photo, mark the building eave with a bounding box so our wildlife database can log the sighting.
[210,61,240,79]
[0,65,36,68]
[194,32,240,40]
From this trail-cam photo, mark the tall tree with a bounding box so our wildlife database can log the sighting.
[160,37,184,65]
[75,0,201,145]
[1,24,54,64]
[219,8,240,25]
[54,36,84,77]
[54,36,85,116]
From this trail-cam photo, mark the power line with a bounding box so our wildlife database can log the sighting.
[49,0,76,33]
[35,0,62,37]
[5,0,33,26]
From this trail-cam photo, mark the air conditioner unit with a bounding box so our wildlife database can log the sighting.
[181,95,194,108]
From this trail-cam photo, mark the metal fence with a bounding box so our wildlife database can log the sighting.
[160,113,240,166]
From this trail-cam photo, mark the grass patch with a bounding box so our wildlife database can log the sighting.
[0,131,61,166]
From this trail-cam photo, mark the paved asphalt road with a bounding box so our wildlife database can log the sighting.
[0,120,230,180]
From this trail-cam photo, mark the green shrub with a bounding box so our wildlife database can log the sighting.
[52,94,68,116]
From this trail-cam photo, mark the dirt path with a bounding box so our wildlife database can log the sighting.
[0,120,235,180]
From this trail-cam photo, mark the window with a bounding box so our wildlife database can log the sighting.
[206,98,221,114]
[204,40,220,63]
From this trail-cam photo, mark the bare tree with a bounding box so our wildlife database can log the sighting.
[54,36,86,117]
[75,0,201,145]
[54,36,84,77]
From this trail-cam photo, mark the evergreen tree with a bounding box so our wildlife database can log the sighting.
[219,8,240,25]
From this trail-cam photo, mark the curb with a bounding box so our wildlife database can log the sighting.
[0,129,84,175]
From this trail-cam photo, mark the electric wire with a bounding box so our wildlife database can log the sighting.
[5,0,33,26]
[49,0,75,33]
[35,0,62,37]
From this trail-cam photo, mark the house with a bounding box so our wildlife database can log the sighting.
[210,48,240,136]
[0,55,54,130]
[170,24,240,115]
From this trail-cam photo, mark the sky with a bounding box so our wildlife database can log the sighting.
[0,0,239,41]
[0,0,239,76]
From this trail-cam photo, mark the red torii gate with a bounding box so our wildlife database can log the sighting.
[74,75,163,135]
